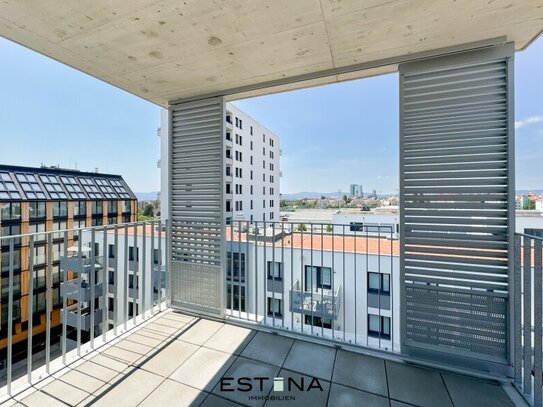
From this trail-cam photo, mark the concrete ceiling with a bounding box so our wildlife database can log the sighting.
[0,1,541,106]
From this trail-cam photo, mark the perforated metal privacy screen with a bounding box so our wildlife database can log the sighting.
[399,44,514,366]
[169,97,224,314]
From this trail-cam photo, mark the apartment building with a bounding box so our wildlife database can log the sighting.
[225,226,400,352]
[0,165,137,362]
[159,103,281,224]
[349,184,363,198]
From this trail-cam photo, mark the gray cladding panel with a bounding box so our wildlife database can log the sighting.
[169,97,224,313]
[399,44,514,365]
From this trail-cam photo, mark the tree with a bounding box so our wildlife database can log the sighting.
[296,223,307,232]
[143,204,155,217]
[280,200,289,209]
[325,224,333,233]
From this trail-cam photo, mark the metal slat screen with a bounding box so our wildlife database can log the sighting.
[399,44,514,367]
[169,97,224,314]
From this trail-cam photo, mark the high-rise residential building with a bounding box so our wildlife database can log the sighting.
[0,165,136,359]
[349,184,363,198]
[159,103,281,224]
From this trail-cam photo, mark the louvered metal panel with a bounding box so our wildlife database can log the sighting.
[169,97,225,315]
[399,43,514,373]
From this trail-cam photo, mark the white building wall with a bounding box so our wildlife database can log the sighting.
[160,103,281,223]
[227,240,400,352]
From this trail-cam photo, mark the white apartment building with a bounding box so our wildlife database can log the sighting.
[159,104,281,224]
[349,184,363,198]
[225,229,400,352]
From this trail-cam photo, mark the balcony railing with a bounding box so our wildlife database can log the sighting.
[0,220,168,396]
[514,233,543,407]
[224,220,397,351]
[290,280,341,320]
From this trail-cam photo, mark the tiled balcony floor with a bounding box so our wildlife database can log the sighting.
[5,310,516,407]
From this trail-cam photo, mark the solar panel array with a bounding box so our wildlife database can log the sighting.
[0,169,135,201]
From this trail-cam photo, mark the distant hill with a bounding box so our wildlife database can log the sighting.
[135,192,159,201]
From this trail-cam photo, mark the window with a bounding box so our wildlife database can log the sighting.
[92,217,103,226]
[250,156,253,165]
[250,200,253,209]
[270,200,274,207]
[270,151,274,159]
[40,175,67,199]
[0,202,21,221]
[108,244,116,259]
[16,173,46,200]
[270,139,274,147]
[226,149,232,159]
[226,183,231,194]
[267,262,282,279]
[1,224,21,247]
[304,266,332,291]
[250,185,253,194]
[33,268,46,290]
[305,315,332,329]
[226,132,231,141]
[108,270,115,285]
[52,201,67,218]
[33,246,46,265]
[368,315,391,339]
[226,285,245,312]
[250,170,253,180]
[525,228,543,237]
[1,250,21,273]
[0,174,21,200]
[52,221,67,240]
[226,114,232,124]
[128,247,139,262]
[239,119,242,129]
[250,141,253,150]
[129,274,139,289]
[235,117,239,127]
[263,186,266,195]
[92,201,103,216]
[226,252,245,282]
[108,216,117,225]
[29,202,46,219]
[250,126,253,135]
[267,297,282,318]
[270,212,274,220]
[226,201,232,212]
[263,200,266,208]
[153,249,160,265]
[73,201,86,217]
[60,176,86,199]
[368,273,390,294]
[270,175,274,183]
[270,187,274,195]
[226,166,232,176]
[263,134,266,142]
[263,147,266,155]
[122,200,131,213]
[108,200,117,214]
[29,222,46,243]
[270,163,274,171]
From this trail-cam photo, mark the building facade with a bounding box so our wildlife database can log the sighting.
[0,165,137,361]
[159,103,281,224]
[349,184,363,198]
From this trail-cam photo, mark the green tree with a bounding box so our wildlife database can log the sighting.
[296,223,307,232]
[143,204,155,217]
[325,224,333,233]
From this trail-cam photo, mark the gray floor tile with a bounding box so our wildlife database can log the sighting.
[20,391,67,407]
[212,357,280,407]
[241,332,294,367]
[138,339,199,377]
[75,360,121,382]
[40,379,90,406]
[264,368,330,407]
[201,394,245,407]
[283,341,336,380]
[143,322,180,336]
[139,378,208,407]
[177,319,223,346]
[386,361,453,407]
[124,332,164,348]
[59,368,106,394]
[170,347,236,392]
[328,383,390,407]
[90,369,163,407]
[332,350,388,397]
[114,338,154,355]
[87,354,128,373]
[102,345,143,364]
[204,324,255,355]
[442,373,514,407]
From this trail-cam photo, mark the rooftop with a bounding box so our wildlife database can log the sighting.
[0,164,136,201]
[3,309,518,407]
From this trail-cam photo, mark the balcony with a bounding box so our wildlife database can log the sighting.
[290,281,341,321]
[0,221,533,406]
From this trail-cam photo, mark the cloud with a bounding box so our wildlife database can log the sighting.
[515,115,543,129]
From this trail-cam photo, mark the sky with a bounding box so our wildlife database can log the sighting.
[0,35,541,194]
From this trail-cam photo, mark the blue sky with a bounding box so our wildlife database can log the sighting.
[0,36,541,194]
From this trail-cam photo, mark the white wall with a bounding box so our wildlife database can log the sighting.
[227,239,400,352]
